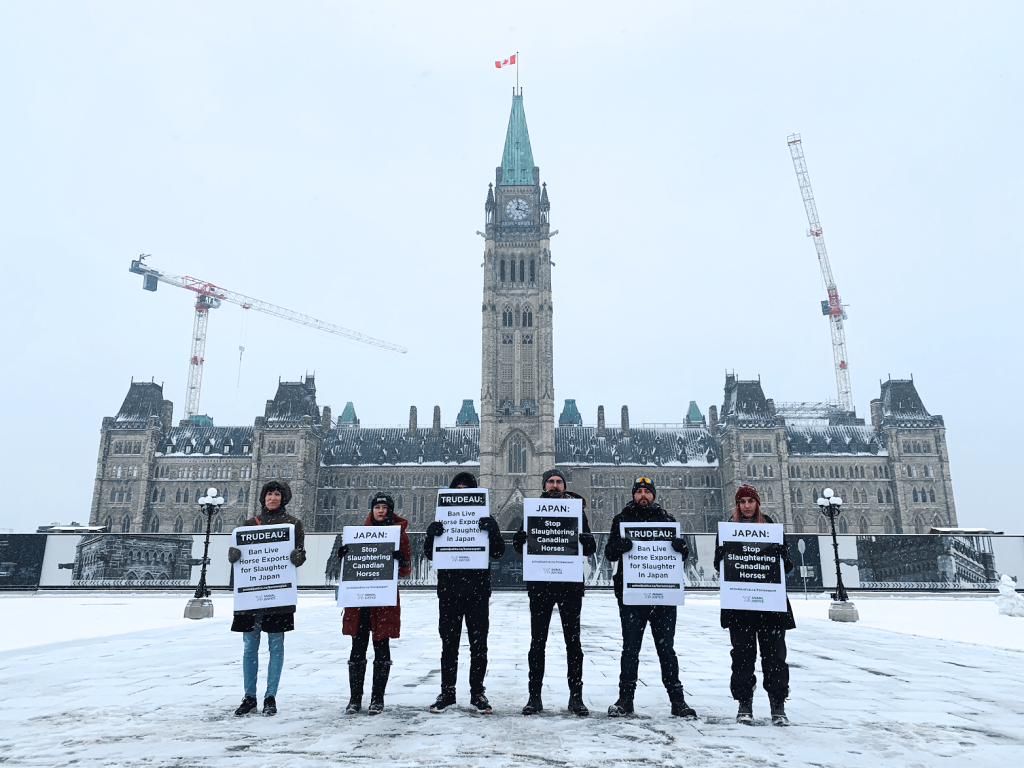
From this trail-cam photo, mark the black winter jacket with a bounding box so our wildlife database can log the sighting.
[424,519,506,602]
[230,507,306,633]
[713,514,796,631]
[604,501,677,603]
[513,490,597,601]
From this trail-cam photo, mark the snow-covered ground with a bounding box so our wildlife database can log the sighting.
[1,590,1022,767]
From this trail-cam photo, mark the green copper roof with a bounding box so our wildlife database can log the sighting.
[500,93,535,185]
[686,401,703,424]
[340,401,357,425]
[455,399,479,426]
[558,399,582,426]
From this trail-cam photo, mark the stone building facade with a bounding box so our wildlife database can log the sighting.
[90,92,958,535]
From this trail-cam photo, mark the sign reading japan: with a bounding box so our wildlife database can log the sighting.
[433,489,490,569]
[718,522,787,612]
[522,497,583,582]
[232,524,297,612]
[620,522,685,605]
[337,525,400,608]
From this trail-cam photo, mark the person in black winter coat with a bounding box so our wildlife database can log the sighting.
[423,471,506,714]
[226,480,307,717]
[512,469,597,717]
[713,484,796,725]
[604,477,697,719]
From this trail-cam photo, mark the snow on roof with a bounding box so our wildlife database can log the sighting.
[785,425,885,456]
[556,426,718,467]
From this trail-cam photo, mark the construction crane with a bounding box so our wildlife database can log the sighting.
[129,255,407,420]
[786,134,853,413]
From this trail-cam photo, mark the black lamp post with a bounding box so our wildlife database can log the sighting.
[817,487,859,622]
[184,487,224,620]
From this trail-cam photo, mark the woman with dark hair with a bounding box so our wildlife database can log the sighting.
[226,480,306,717]
[338,491,412,715]
[714,484,795,725]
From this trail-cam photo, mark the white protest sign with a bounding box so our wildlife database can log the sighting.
[522,497,583,582]
[232,524,297,612]
[433,488,490,569]
[620,521,685,605]
[337,525,400,608]
[718,522,787,612]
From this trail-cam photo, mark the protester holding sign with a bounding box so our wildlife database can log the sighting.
[512,469,597,717]
[604,477,697,719]
[713,484,795,726]
[423,471,505,714]
[226,480,306,717]
[338,492,411,715]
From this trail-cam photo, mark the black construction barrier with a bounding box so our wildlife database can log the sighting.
[10,531,1022,592]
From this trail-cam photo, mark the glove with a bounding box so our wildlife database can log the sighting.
[670,537,690,560]
[607,536,633,557]
[392,549,408,567]
[337,545,350,560]
[478,516,500,534]
[289,548,306,567]
[579,531,597,557]
[512,529,528,550]
[227,547,241,564]
[425,521,445,539]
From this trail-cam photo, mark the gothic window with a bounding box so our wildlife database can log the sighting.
[885,489,892,503]
[925,465,934,478]
[923,442,931,453]
[765,487,774,502]
[175,489,182,503]
[929,488,936,502]
[744,441,752,453]
[519,259,525,282]
[397,495,403,510]
[884,466,891,479]
[877,489,884,503]
[500,260,506,282]
[193,516,204,533]
[502,308,513,327]
[214,516,223,533]
[913,441,921,453]
[838,516,849,534]
[522,308,533,327]
[796,489,803,503]
[149,516,160,533]
[173,515,184,533]
[508,435,526,474]
[818,516,829,534]
[184,489,190,503]
[530,259,535,282]
[912,488,919,502]
[913,515,926,534]
[121,515,131,533]
[510,259,516,283]
[792,514,804,533]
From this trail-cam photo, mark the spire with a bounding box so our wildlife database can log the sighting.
[500,92,535,186]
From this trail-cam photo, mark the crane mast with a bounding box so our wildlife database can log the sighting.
[786,134,854,413]
[130,256,407,420]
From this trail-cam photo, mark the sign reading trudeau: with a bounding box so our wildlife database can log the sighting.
[433,489,490,569]
[620,522,685,605]
[232,524,297,612]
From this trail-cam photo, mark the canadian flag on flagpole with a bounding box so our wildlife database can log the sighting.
[495,54,517,69]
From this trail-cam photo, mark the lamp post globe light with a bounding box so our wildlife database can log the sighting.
[818,487,859,623]
[184,487,225,620]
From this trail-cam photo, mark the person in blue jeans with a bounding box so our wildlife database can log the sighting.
[227,480,306,716]
[603,477,696,718]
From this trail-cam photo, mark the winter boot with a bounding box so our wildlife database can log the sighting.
[262,696,277,716]
[607,683,635,717]
[429,687,457,713]
[521,694,543,716]
[671,698,697,719]
[769,694,789,726]
[234,695,258,717]
[368,661,392,715]
[346,660,366,714]
[736,698,754,724]
[470,692,493,714]
[567,688,589,717]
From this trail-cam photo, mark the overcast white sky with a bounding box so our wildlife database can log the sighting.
[1,1,1020,534]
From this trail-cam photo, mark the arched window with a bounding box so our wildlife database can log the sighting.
[183,489,190,503]
[912,488,919,502]
[193,516,204,534]
[173,515,184,533]
[818,516,829,533]
[530,258,535,282]
[913,515,926,534]
[110,489,116,502]
[213,517,223,533]
[765,487,774,502]
[838,516,848,534]
[519,259,525,282]
[160,489,166,502]
[121,515,131,533]
[522,308,533,327]
[792,514,804,532]
[795,489,803,503]
[117,489,124,502]
[103,515,113,531]
[509,259,515,282]
[877,489,884,503]
[149,516,160,533]
[237,488,244,503]
[152,488,159,502]
[126,488,132,503]
[397,495,403,510]
[929,489,935,502]
[859,516,870,534]
[500,260,506,282]
[508,435,526,474]
[885,489,892,503]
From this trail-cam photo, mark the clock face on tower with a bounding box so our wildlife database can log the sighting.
[505,198,531,221]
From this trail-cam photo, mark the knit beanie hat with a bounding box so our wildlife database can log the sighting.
[735,484,761,505]
[542,469,566,486]
[449,472,478,489]
[370,491,395,514]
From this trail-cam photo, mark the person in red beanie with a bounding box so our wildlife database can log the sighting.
[714,484,795,725]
